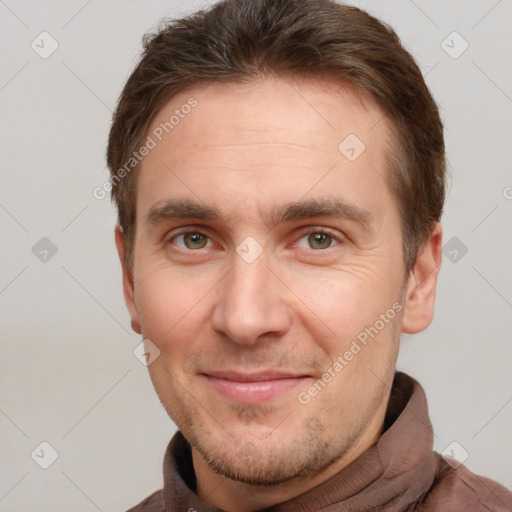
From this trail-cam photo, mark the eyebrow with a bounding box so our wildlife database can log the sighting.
[145,197,372,231]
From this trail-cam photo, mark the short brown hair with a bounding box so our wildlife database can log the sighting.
[106,0,445,273]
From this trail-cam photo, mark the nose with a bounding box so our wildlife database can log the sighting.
[211,252,292,346]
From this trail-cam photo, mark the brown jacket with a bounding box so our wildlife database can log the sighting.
[127,372,512,511]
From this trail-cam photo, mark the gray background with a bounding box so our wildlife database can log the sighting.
[1,0,511,510]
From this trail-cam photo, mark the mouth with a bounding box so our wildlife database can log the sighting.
[201,370,312,405]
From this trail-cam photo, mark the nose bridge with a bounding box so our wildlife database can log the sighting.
[211,251,290,345]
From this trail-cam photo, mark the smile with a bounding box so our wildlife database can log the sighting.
[202,371,311,405]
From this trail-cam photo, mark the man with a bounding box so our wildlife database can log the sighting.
[106,0,512,510]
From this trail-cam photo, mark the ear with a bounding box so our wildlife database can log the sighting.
[402,222,443,334]
[115,224,142,335]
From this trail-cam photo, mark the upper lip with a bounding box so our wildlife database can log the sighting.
[203,370,310,382]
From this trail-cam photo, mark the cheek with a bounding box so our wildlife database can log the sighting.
[135,270,209,351]
[290,265,398,335]
[286,272,403,383]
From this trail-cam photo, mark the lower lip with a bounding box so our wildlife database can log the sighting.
[204,375,308,404]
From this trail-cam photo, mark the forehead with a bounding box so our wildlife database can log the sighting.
[136,76,396,227]
[147,76,385,149]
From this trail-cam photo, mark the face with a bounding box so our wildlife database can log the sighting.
[117,77,441,486]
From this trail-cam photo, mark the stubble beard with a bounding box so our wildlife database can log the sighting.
[170,388,385,487]
[191,412,357,486]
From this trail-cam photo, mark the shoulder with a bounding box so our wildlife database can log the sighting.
[418,453,512,511]
[125,489,164,512]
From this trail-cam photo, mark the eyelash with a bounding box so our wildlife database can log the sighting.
[167,227,344,253]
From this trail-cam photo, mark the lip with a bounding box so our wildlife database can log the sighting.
[202,370,311,405]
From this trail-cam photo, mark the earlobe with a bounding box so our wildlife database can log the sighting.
[114,224,142,335]
[401,223,443,334]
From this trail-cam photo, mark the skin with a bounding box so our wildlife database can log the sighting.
[115,76,442,511]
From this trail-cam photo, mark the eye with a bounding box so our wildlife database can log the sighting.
[172,231,213,250]
[295,230,341,250]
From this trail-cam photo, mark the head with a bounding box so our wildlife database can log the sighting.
[107,0,444,488]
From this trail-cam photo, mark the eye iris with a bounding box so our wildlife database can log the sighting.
[308,232,331,249]
[184,233,207,249]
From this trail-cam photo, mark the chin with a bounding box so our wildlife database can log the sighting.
[189,415,350,486]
